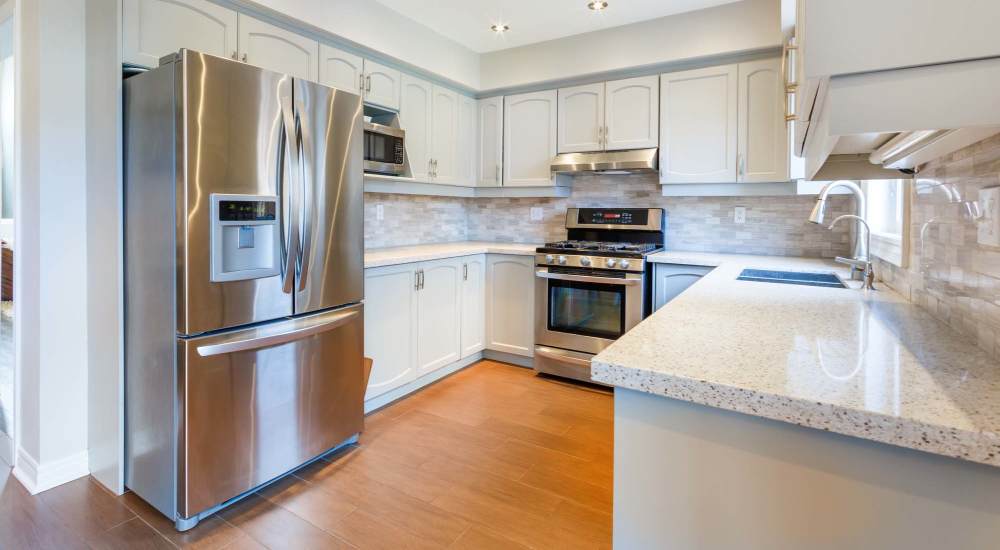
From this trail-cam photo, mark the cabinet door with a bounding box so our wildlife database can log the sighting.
[416,259,462,375]
[504,91,558,187]
[400,74,433,180]
[458,95,478,186]
[660,65,738,183]
[460,256,486,357]
[738,58,789,183]
[363,265,418,400]
[558,83,604,153]
[318,44,363,95]
[652,263,713,311]
[123,0,238,67]
[485,255,535,357]
[477,97,503,187]
[430,86,460,185]
[606,75,659,151]
[363,60,401,111]
[238,15,317,81]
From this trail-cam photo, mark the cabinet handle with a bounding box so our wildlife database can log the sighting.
[241,53,247,63]
[604,125,610,149]
[463,263,468,281]
[495,165,500,182]
[359,73,365,93]
[415,270,424,290]
[781,36,799,123]
[231,51,238,60]
[420,271,424,289]
[738,154,745,179]
[597,125,604,149]
[366,74,372,93]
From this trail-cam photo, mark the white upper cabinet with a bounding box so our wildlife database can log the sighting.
[430,86,460,185]
[238,15,317,81]
[123,0,238,67]
[558,83,604,153]
[605,75,659,151]
[660,65,738,183]
[458,95,478,186]
[318,44,363,94]
[504,90,558,187]
[737,58,788,183]
[477,97,503,187]
[460,256,486,357]
[416,260,462,376]
[363,60,401,111]
[400,74,433,180]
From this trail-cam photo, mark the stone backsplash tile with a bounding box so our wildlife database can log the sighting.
[366,174,854,257]
[875,132,1000,361]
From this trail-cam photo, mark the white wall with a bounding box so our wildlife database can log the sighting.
[239,0,481,90]
[85,0,124,494]
[13,0,91,494]
[479,0,780,92]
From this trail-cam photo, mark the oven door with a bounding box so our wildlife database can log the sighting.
[534,267,644,355]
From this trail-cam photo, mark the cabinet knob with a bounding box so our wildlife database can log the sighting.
[241,53,247,63]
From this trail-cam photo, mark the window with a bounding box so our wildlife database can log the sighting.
[862,179,909,267]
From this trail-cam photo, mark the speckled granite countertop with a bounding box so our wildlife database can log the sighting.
[364,241,538,268]
[592,251,1000,467]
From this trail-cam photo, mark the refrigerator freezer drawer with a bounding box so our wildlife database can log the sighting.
[178,303,364,518]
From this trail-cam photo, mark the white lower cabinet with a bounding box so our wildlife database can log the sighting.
[652,263,714,311]
[363,263,418,401]
[364,254,503,406]
[415,259,462,376]
[485,254,535,357]
[460,256,486,357]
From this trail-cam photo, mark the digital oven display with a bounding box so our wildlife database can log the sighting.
[577,209,649,225]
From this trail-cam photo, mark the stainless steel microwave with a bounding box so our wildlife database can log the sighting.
[364,122,405,176]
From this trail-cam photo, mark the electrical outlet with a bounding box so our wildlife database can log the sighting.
[530,207,544,222]
[977,187,1000,246]
[376,203,384,222]
[734,206,747,224]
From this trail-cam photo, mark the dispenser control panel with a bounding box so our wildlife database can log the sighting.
[210,194,281,283]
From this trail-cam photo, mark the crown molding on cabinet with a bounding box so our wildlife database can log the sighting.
[363,174,571,198]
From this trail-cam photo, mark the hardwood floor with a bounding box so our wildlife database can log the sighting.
[0,360,613,549]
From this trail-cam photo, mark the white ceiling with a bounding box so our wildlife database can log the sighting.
[372,0,742,53]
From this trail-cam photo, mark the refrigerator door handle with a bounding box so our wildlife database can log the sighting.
[196,307,361,357]
[294,91,312,292]
[279,77,300,294]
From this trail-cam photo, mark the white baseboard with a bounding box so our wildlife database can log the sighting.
[12,447,90,495]
[364,352,482,414]
[483,349,533,368]
[0,431,12,467]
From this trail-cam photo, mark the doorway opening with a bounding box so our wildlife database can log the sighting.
[0,0,15,467]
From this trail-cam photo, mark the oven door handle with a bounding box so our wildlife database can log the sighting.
[535,270,641,286]
[535,346,593,368]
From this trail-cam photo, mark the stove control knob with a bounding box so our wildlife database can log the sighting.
[580,257,592,267]
[545,254,554,263]
[605,259,617,268]
[619,259,631,269]
[557,255,568,265]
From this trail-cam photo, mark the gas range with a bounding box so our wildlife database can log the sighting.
[533,208,665,384]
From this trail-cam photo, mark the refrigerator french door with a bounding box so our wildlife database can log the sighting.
[124,50,364,530]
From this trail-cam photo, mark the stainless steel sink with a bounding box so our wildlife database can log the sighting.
[737,269,847,289]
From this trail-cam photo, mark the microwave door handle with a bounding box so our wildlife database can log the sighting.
[294,89,311,292]
[279,77,299,294]
[535,270,641,286]
[196,307,360,356]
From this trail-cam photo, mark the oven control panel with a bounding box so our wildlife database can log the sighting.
[535,253,644,273]
[566,208,663,230]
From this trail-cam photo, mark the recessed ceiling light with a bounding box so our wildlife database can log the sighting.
[588,1,609,11]
[490,23,510,34]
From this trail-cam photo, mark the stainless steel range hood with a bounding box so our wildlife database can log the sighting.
[550,148,658,175]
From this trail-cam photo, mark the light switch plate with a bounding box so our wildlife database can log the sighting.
[530,207,544,222]
[978,187,1000,247]
[734,206,747,224]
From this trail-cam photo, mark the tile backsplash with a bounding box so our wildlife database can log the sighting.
[366,173,853,258]
[875,133,1000,360]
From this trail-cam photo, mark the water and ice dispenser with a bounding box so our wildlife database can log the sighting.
[210,194,281,282]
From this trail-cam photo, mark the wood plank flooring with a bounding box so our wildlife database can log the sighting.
[0,360,613,549]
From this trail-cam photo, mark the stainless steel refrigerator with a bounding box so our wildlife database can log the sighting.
[123,50,365,531]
